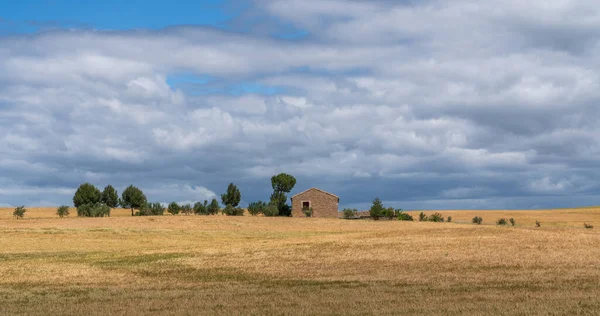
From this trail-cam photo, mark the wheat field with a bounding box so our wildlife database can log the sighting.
[1,207,599,315]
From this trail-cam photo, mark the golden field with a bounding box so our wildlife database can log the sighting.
[1,207,600,315]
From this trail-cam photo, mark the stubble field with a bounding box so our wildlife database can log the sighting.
[1,207,599,315]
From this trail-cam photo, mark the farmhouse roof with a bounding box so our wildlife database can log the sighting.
[291,187,339,201]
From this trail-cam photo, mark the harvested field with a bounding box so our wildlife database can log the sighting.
[1,207,599,315]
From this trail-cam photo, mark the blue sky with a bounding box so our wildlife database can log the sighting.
[0,0,237,32]
[1,0,600,210]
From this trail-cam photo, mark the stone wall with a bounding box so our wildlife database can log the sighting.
[291,188,339,218]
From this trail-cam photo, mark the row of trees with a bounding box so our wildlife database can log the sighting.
[69,173,298,218]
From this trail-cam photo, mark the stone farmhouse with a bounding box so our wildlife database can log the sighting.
[291,188,339,218]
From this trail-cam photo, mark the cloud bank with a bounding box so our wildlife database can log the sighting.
[1,0,600,209]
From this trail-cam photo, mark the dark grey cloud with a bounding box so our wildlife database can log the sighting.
[1,0,599,209]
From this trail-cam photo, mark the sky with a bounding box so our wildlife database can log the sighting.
[1,0,600,210]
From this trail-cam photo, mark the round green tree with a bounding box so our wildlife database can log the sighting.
[73,183,101,207]
[101,185,119,208]
[120,185,147,216]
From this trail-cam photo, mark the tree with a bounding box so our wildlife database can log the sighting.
[101,185,119,208]
[270,173,296,216]
[13,206,26,219]
[120,185,147,216]
[56,205,70,218]
[221,183,241,207]
[167,202,180,215]
[73,183,101,208]
[207,198,220,215]
[370,197,384,220]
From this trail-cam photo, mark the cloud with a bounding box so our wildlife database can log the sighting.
[0,0,599,208]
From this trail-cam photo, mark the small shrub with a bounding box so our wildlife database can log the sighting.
[235,207,245,216]
[248,201,266,216]
[342,208,357,219]
[447,216,452,223]
[222,204,243,216]
[584,223,594,229]
[13,206,26,219]
[496,218,508,225]
[279,204,292,217]
[397,211,413,221]
[167,202,180,215]
[509,218,516,226]
[381,207,396,220]
[428,212,444,222]
[78,203,110,217]
[56,205,70,218]
[136,202,165,216]
[302,206,313,217]
[263,203,279,217]
[535,220,541,227]
[222,204,234,216]
[419,212,428,222]
[194,200,209,215]
[180,204,193,215]
[207,198,220,215]
[472,216,483,225]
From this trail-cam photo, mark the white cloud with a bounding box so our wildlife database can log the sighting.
[0,0,599,208]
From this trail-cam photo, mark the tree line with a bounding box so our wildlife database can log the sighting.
[68,173,297,218]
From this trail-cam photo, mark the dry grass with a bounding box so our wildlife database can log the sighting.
[1,207,600,315]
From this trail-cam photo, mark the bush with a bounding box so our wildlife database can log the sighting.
[428,212,444,222]
[248,201,266,216]
[397,211,413,221]
[222,204,244,216]
[235,207,245,216]
[279,204,292,217]
[263,203,279,217]
[472,216,483,225]
[77,203,110,217]
[447,216,452,223]
[509,218,516,226]
[207,198,220,215]
[496,218,508,225]
[56,205,70,218]
[302,206,313,217]
[180,204,193,215]
[167,202,180,215]
[584,223,594,229]
[382,207,396,220]
[343,208,357,219]
[419,212,428,222]
[136,202,164,216]
[194,200,209,215]
[13,206,26,219]
[370,197,384,220]
[535,220,541,227]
